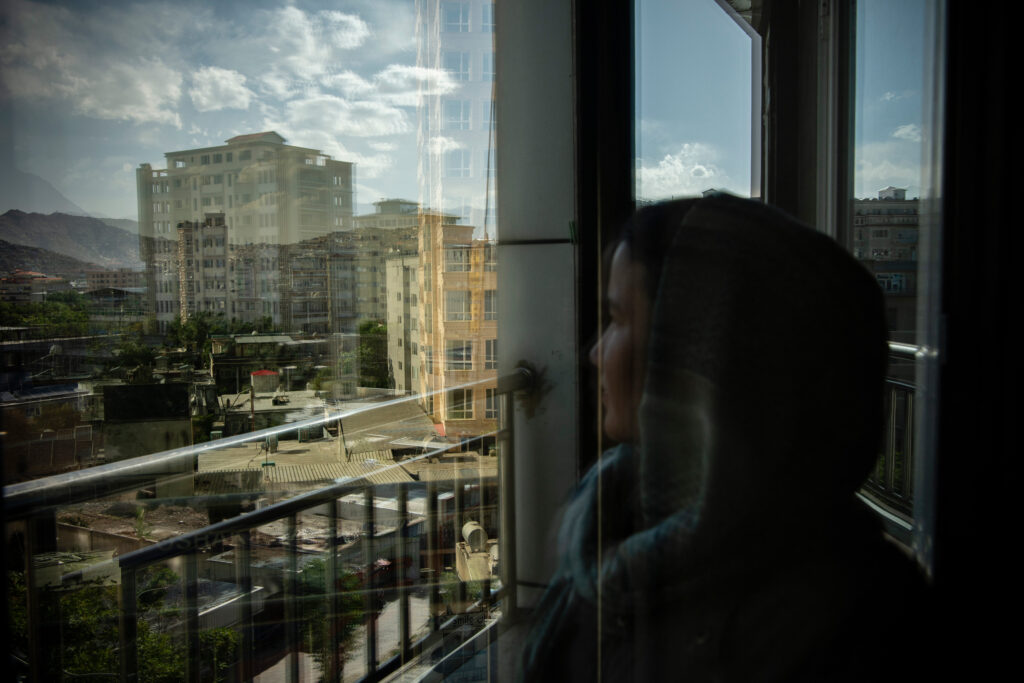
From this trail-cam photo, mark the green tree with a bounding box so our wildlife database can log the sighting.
[357,320,391,388]
[7,566,237,682]
[296,559,365,681]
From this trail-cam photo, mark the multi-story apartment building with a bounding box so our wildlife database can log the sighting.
[386,253,421,394]
[417,0,496,231]
[84,268,145,292]
[137,131,354,332]
[416,214,498,441]
[852,187,919,342]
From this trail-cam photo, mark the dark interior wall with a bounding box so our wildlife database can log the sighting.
[934,1,1017,668]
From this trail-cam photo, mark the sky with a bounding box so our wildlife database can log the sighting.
[0,0,435,219]
[635,0,929,202]
[0,0,930,219]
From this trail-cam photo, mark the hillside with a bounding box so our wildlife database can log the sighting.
[0,239,105,278]
[0,210,141,270]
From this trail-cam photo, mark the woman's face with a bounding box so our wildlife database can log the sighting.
[590,243,651,443]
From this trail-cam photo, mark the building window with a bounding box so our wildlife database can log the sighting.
[485,387,498,419]
[444,99,471,130]
[482,53,494,80]
[445,245,471,272]
[484,290,497,320]
[446,290,472,321]
[482,3,495,32]
[443,2,469,32]
[485,339,497,369]
[200,154,210,165]
[448,388,473,419]
[446,340,472,370]
[444,149,470,178]
[443,50,470,81]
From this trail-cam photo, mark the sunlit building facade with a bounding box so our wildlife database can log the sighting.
[137,132,354,332]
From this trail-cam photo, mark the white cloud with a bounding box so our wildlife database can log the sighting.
[259,6,371,91]
[0,0,184,126]
[320,10,372,50]
[372,65,459,106]
[190,66,254,112]
[277,94,409,139]
[322,71,375,98]
[892,123,922,143]
[429,136,462,155]
[854,140,924,198]
[637,143,734,200]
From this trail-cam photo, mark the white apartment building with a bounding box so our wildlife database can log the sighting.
[137,131,354,332]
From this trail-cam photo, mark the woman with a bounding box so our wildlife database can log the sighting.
[520,194,930,681]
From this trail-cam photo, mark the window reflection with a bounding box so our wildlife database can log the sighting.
[3,0,500,679]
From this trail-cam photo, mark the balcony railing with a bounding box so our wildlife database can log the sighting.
[5,368,533,682]
[859,341,920,544]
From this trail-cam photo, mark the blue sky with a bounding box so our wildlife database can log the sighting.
[635,0,928,202]
[0,0,928,219]
[0,0,431,219]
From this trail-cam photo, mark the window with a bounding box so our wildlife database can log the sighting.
[482,53,494,80]
[446,340,472,370]
[448,388,473,419]
[485,339,497,369]
[484,289,497,320]
[482,4,495,32]
[446,290,472,320]
[445,245,471,272]
[443,2,469,32]
[443,50,470,81]
[444,99,471,130]
[445,149,470,178]
[485,387,498,419]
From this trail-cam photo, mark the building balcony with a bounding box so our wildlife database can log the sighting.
[4,370,532,682]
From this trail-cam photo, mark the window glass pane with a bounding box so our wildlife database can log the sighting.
[850,0,932,522]
[635,0,755,201]
[851,0,927,347]
[2,0,501,678]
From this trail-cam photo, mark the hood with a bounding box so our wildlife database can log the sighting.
[571,194,888,610]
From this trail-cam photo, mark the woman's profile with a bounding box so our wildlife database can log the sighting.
[519,194,931,681]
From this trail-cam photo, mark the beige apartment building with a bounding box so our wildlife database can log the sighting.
[851,186,919,342]
[84,268,144,292]
[416,214,498,441]
[136,131,354,332]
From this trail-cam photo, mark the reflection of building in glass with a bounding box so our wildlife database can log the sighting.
[386,253,421,394]
[137,132,354,332]
[417,0,496,232]
[417,215,498,440]
[0,270,71,303]
[852,187,919,343]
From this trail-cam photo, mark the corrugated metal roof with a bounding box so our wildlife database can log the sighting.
[195,460,412,493]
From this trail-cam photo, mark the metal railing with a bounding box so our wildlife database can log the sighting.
[5,368,534,682]
[859,342,921,542]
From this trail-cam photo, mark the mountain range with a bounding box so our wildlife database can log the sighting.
[0,210,142,271]
[0,239,105,278]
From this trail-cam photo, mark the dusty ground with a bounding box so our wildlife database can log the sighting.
[58,495,212,542]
